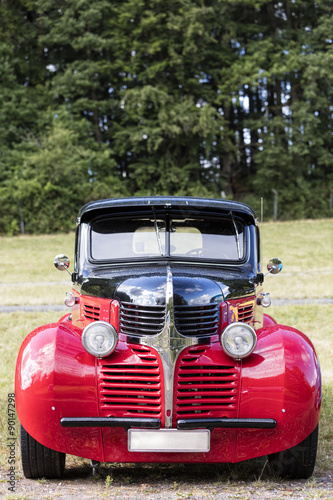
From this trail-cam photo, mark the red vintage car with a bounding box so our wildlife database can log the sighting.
[15,197,321,479]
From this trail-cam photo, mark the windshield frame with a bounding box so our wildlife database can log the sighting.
[86,209,249,265]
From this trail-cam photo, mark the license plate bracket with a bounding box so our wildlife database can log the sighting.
[128,429,210,453]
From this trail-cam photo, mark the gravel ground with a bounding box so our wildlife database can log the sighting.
[1,459,333,500]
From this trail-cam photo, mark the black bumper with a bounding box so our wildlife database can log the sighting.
[60,417,276,430]
[177,418,277,430]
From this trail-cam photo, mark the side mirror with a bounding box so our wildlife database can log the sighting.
[54,254,71,275]
[266,258,283,275]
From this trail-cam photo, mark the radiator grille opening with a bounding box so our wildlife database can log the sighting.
[174,304,219,337]
[175,361,239,418]
[119,302,165,336]
[98,346,162,418]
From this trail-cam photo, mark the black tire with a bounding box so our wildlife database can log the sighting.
[20,424,66,479]
[268,424,318,479]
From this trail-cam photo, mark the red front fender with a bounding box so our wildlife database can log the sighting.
[235,323,321,461]
[15,320,104,461]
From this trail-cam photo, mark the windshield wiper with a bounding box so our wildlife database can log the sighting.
[152,207,163,256]
[230,211,241,260]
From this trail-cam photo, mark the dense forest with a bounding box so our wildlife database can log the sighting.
[0,0,332,233]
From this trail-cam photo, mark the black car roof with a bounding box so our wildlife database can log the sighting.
[78,196,257,224]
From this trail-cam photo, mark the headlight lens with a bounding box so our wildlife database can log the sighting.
[220,322,257,360]
[82,321,118,358]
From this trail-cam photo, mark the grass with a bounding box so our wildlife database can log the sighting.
[261,219,333,299]
[0,233,74,305]
[0,232,74,283]
[0,219,332,483]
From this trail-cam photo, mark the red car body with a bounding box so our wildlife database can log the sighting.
[15,197,321,478]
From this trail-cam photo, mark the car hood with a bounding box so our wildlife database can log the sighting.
[79,263,256,305]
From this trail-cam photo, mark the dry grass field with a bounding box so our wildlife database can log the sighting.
[0,218,332,499]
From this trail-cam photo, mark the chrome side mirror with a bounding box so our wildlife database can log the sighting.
[54,254,71,275]
[266,258,283,275]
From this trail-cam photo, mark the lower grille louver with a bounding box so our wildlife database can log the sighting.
[175,348,239,419]
[98,345,162,419]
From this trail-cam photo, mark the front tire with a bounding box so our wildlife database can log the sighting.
[20,424,66,479]
[268,425,318,479]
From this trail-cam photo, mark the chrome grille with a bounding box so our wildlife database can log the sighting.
[119,302,165,336]
[174,304,219,337]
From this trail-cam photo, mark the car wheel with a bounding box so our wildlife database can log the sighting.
[20,424,66,479]
[268,424,318,479]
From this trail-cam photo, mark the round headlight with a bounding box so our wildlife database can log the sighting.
[82,321,118,358]
[220,322,257,360]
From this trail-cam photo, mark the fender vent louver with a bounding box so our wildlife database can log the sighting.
[238,302,254,324]
[83,303,101,321]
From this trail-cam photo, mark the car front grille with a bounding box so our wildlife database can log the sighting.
[119,302,166,336]
[175,346,239,420]
[98,345,163,419]
[174,304,219,337]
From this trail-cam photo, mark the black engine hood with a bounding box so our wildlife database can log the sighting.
[79,264,256,305]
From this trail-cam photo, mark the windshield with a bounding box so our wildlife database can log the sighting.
[90,213,245,262]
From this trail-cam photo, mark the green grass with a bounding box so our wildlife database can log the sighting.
[0,233,74,305]
[0,220,332,478]
[0,232,74,283]
[261,219,333,272]
[261,219,333,299]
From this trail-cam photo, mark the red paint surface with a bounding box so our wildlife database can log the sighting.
[15,316,321,463]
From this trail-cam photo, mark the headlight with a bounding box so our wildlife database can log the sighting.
[82,321,118,358]
[220,322,257,360]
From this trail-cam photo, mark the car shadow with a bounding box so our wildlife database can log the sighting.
[61,457,271,484]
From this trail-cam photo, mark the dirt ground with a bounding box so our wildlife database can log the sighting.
[1,458,333,500]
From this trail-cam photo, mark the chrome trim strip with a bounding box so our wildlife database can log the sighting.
[133,266,198,428]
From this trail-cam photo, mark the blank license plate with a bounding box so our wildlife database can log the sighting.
[128,429,210,453]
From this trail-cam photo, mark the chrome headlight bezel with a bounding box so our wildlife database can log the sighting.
[220,322,257,360]
[82,321,118,358]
